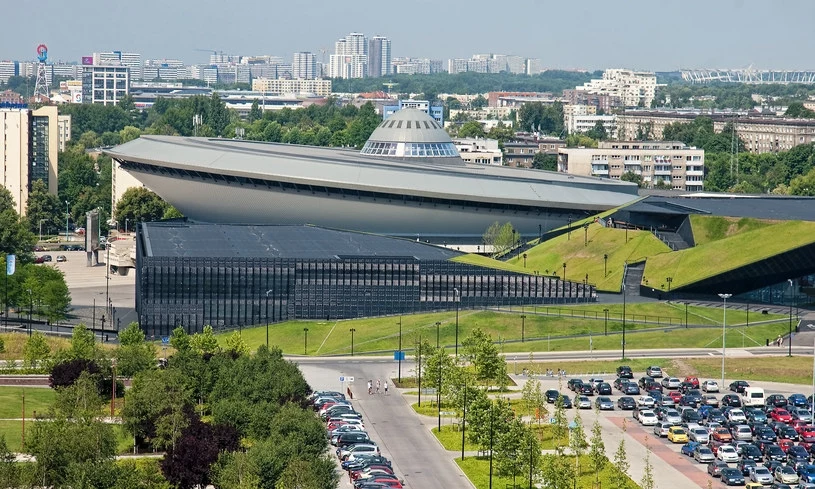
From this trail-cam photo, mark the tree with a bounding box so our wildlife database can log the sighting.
[569,409,588,479]
[119,125,143,144]
[248,100,263,123]
[114,459,171,489]
[0,186,15,214]
[789,167,815,196]
[114,187,170,225]
[588,411,607,486]
[116,322,156,377]
[552,386,568,446]
[121,369,193,451]
[212,451,261,489]
[169,326,192,352]
[532,152,557,171]
[620,171,644,187]
[23,331,51,369]
[412,336,433,385]
[50,359,101,389]
[191,325,220,355]
[785,102,815,119]
[69,324,97,360]
[564,133,598,148]
[635,122,654,141]
[540,449,575,489]
[461,328,506,387]
[640,437,655,489]
[26,179,62,237]
[494,417,529,481]
[521,377,547,420]
[470,95,487,110]
[458,120,486,138]
[0,207,36,257]
[612,420,631,489]
[224,331,249,357]
[467,397,514,452]
[160,416,239,489]
[584,120,608,141]
[482,221,519,258]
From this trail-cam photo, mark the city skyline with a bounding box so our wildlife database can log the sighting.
[2,0,814,71]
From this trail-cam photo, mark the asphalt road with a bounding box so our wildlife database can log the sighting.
[295,358,474,489]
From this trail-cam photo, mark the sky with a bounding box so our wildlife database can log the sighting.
[3,0,815,71]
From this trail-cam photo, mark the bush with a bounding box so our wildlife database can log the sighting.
[49,358,100,389]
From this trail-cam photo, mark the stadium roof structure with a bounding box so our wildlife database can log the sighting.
[140,222,461,260]
[106,109,638,239]
[619,194,815,222]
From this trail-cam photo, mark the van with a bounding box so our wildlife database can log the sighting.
[741,387,765,407]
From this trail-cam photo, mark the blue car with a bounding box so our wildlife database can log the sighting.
[681,441,700,457]
[789,393,809,408]
[799,464,815,483]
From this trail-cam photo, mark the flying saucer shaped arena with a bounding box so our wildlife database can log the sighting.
[106,109,638,239]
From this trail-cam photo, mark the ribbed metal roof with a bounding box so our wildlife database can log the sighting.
[367,108,452,143]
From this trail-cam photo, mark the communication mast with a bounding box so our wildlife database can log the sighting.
[33,44,50,102]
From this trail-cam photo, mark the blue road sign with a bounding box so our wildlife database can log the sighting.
[339,376,345,382]
[394,351,406,361]
[161,336,170,345]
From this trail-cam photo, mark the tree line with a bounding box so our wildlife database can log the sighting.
[0,323,337,489]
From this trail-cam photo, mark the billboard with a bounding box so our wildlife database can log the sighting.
[81,56,93,65]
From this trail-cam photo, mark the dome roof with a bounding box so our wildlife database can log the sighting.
[367,108,453,144]
[361,108,461,160]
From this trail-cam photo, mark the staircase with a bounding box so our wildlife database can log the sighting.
[654,231,691,251]
[623,262,645,296]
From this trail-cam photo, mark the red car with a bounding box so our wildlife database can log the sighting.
[778,438,794,452]
[770,408,793,423]
[796,425,815,442]
[668,390,683,403]
[711,427,733,443]
[350,466,395,481]
[684,376,700,388]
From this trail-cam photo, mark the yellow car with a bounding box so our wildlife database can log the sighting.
[745,483,763,489]
[667,426,689,443]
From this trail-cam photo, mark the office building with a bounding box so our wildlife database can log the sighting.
[292,52,317,80]
[0,106,64,215]
[251,78,332,96]
[557,140,705,191]
[93,51,141,79]
[573,69,657,108]
[82,65,130,105]
[368,36,392,78]
[525,58,543,75]
[0,61,17,83]
[618,110,815,154]
[392,57,443,75]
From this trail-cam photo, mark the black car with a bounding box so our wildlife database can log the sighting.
[737,459,757,476]
[679,395,700,408]
[638,376,655,389]
[545,389,561,404]
[729,380,750,393]
[567,379,584,392]
[755,427,777,444]
[707,409,727,425]
[720,394,742,408]
[777,425,798,440]
[788,445,809,464]
[595,382,612,395]
[623,383,640,395]
[740,443,763,462]
[579,384,595,396]
[616,366,633,379]
[764,444,786,463]
[720,468,745,486]
[559,396,573,409]
[613,378,628,391]
[766,394,789,408]
[681,409,702,423]
[617,396,636,410]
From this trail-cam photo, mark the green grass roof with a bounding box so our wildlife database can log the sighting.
[690,215,779,246]
[644,220,815,289]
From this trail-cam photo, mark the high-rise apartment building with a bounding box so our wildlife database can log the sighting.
[574,69,657,108]
[292,52,317,80]
[329,32,369,79]
[93,51,142,79]
[368,36,392,78]
[0,61,18,83]
[557,140,704,191]
[0,106,65,215]
[82,65,130,105]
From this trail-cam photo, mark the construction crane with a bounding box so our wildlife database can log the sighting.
[383,81,398,94]
[194,48,225,63]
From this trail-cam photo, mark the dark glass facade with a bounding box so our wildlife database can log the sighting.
[136,253,596,337]
[29,115,49,185]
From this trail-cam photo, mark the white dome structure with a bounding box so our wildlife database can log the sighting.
[360,109,460,159]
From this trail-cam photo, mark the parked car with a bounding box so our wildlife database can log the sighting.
[567,379,584,392]
[595,396,614,411]
[721,394,743,407]
[56,255,67,262]
[661,377,681,389]
[733,424,754,441]
[775,465,800,485]
[791,409,813,423]
[789,394,809,408]
[646,365,663,378]
[668,426,689,443]
[654,421,672,438]
[738,459,758,476]
[617,396,636,410]
[574,395,592,409]
[578,384,595,396]
[708,459,729,477]
[718,444,740,462]
[545,390,561,403]
[694,444,715,463]
[749,465,775,485]
[796,425,815,443]
[662,409,683,425]
[701,380,720,393]
[613,378,628,391]
[702,395,719,406]
[623,383,641,395]
[638,410,658,426]
[689,426,710,444]
[595,382,612,395]
[680,441,699,457]
[766,394,790,408]
[684,376,700,388]
[636,396,656,409]
[721,467,746,486]
[616,365,633,379]
[728,409,748,423]
[712,427,734,443]
[730,380,750,393]
[771,408,794,424]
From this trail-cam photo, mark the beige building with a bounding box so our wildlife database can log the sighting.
[452,137,503,165]
[618,110,815,154]
[0,106,64,215]
[252,78,332,97]
[557,141,704,191]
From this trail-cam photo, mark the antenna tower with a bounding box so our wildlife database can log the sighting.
[33,44,50,102]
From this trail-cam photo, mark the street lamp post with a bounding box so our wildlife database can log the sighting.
[567,217,572,240]
[603,253,608,277]
[417,336,422,407]
[489,403,494,489]
[437,356,442,432]
[38,219,46,243]
[685,302,689,328]
[125,218,129,235]
[461,377,467,461]
[265,290,272,348]
[350,328,356,356]
[583,222,589,246]
[666,276,673,294]
[603,308,609,336]
[435,321,441,349]
[303,328,308,355]
[562,262,566,282]
[621,272,627,360]
[789,279,794,357]
[718,293,732,386]
[398,315,403,382]
[64,201,69,243]
[27,289,32,337]
[520,314,526,342]
[454,288,460,356]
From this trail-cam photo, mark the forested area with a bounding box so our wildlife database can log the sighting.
[0,324,334,489]
[652,82,815,109]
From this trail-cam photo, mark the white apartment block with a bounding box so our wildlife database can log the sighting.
[292,52,317,80]
[557,140,704,191]
[251,78,332,97]
[82,65,130,105]
[576,69,657,108]
[93,51,141,68]
[566,113,618,139]
[0,106,63,216]
[452,137,503,165]
[329,32,369,79]
[0,61,17,83]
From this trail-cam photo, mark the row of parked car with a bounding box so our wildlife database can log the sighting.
[309,390,403,489]
[610,366,815,488]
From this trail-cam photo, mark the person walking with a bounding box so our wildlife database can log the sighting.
[367,379,373,395]
[384,380,389,395]
[376,379,381,394]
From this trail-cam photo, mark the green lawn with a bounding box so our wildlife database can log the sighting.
[506,223,671,292]
[0,420,24,451]
[432,423,563,454]
[690,215,778,246]
[684,356,815,385]
[456,454,636,489]
[644,220,815,290]
[216,304,787,356]
[451,254,529,274]
[0,387,55,419]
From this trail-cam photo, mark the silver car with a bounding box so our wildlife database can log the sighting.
[575,395,592,409]
[689,427,710,444]
[733,424,753,441]
[661,377,681,389]
[653,422,672,438]
[693,445,715,463]
[791,408,814,423]
[663,409,682,425]
[749,466,773,485]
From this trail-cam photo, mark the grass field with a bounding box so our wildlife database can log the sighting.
[0,332,72,363]
[0,387,55,419]
[644,220,815,290]
[690,215,778,246]
[684,356,815,386]
[432,423,563,453]
[216,304,788,356]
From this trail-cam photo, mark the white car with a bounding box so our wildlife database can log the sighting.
[701,380,720,393]
[717,445,739,463]
[706,422,722,434]
[637,396,656,408]
[638,410,658,426]
[727,408,747,423]
[689,427,710,443]
[749,466,773,485]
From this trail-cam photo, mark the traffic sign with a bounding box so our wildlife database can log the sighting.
[161,336,170,345]
[339,376,345,382]
[394,351,406,361]
[347,377,354,382]
[549,417,557,425]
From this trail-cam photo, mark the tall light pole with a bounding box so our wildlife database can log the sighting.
[350,328,356,356]
[562,262,567,282]
[461,376,467,461]
[125,218,129,235]
[398,315,403,382]
[265,289,273,348]
[520,314,526,342]
[64,201,70,243]
[603,308,609,336]
[38,219,46,243]
[603,254,608,277]
[718,293,732,387]
[789,279,794,357]
[583,222,589,246]
[454,288,460,357]
[666,276,673,294]
[567,217,572,240]
[621,271,627,360]
[303,328,308,355]
[435,321,441,348]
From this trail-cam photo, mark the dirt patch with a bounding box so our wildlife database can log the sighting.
[669,359,697,378]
